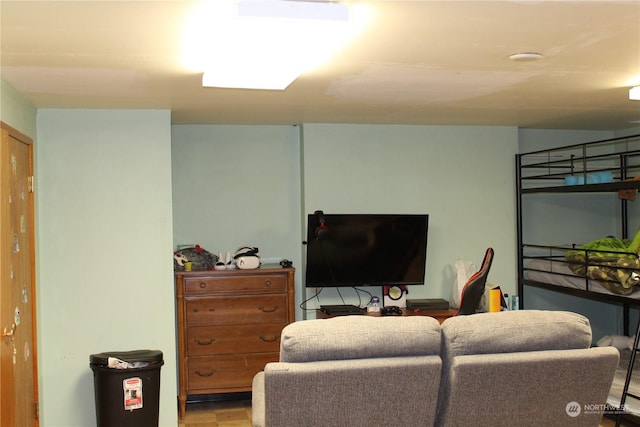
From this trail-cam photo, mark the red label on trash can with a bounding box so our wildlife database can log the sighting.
[123,377,143,411]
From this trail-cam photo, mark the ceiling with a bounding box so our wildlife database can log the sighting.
[1,0,640,130]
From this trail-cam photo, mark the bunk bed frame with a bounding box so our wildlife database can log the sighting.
[516,133,640,422]
[517,133,640,331]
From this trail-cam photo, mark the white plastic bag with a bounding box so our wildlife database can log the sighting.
[449,259,477,309]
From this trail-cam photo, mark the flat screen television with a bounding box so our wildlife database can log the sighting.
[305,213,429,287]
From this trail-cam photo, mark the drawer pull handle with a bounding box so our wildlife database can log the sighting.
[195,369,216,377]
[195,338,216,345]
[260,335,280,343]
[258,305,279,313]
[264,280,272,287]
[193,308,214,313]
[199,282,207,289]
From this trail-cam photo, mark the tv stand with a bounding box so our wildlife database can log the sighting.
[317,307,456,323]
[319,305,365,316]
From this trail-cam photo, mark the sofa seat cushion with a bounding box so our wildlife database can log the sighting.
[441,310,592,358]
[280,315,441,362]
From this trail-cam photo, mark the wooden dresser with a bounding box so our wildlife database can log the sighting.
[175,265,295,418]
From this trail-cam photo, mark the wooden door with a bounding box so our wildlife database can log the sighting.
[0,122,38,427]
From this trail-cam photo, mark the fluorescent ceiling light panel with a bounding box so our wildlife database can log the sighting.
[630,86,640,101]
[236,0,351,22]
[186,0,364,90]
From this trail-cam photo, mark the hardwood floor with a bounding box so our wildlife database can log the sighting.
[177,396,640,427]
[600,415,640,426]
[179,398,252,427]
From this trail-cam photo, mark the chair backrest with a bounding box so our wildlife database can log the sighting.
[435,310,619,427]
[456,247,494,315]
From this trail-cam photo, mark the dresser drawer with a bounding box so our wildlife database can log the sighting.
[185,295,288,326]
[187,353,278,391]
[184,274,286,294]
[187,323,284,356]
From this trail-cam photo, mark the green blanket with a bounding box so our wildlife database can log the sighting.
[565,229,640,295]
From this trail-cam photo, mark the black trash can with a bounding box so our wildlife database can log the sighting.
[90,350,164,427]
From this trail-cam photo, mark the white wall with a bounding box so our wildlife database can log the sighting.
[36,109,177,427]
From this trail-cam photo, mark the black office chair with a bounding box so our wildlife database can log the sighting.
[455,247,494,315]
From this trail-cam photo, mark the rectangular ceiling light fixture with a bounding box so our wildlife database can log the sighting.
[194,0,365,90]
[630,86,640,101]
[236,0,351,22]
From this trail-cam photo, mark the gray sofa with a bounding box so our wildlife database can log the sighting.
[252,310,619,427]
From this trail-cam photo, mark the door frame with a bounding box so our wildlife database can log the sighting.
[1,121,38,426]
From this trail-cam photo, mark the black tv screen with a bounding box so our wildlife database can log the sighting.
[305,214,429,287]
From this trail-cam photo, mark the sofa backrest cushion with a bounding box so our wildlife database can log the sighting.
[436,346,619,427]
[441,310,592,358]
[280,315,441,363]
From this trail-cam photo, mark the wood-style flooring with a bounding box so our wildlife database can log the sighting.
[179,398,252,427]
[601,415,640,427]
[178,396,640,427]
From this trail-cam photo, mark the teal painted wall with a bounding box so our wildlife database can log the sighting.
[5,74,640,425]
[0,79,37,138]
[300,124,519,315]
[171,123,520,319]
[36,109,177,427]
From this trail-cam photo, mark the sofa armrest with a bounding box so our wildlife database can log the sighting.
[251,372,266,427]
